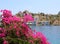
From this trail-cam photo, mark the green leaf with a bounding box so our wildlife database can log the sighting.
[0,38,3,44]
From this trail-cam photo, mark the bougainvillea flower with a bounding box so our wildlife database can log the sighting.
[3,40,8,44]
[24,14,34,22]
[2,9,12,17]
[0,9,49,44]
[36,32,49,44]
[0,33,5,38]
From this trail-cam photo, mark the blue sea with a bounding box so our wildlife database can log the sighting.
[30,26,60,44]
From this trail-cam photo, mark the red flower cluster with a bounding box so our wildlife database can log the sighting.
[0,9,50,44]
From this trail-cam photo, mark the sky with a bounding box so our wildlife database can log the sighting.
[0,0,60,15]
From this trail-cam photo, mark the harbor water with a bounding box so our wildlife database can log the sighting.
[30,26,60,44]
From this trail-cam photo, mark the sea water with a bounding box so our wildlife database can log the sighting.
[30,26,60,44]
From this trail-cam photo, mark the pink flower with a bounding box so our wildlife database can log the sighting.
[31,32,49,44]
[12,16,21,22]
[23,14,34,22]
[0,28,3,31]
[3,40,8,44]
[31,33,36,38]
[36,32,48,44]
[0,9,49,44]
[16,31,20,37]
[8,16,14,22]
[0,33,5,38]
[2,17,10,24]
[2,9,12,17]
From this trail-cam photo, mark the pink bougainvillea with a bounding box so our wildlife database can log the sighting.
[24,14,34,22]
[0,9,49,44]
[2,9,12,17]
[3,40,9,44]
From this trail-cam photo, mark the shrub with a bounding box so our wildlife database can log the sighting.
[0,9,49,44]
